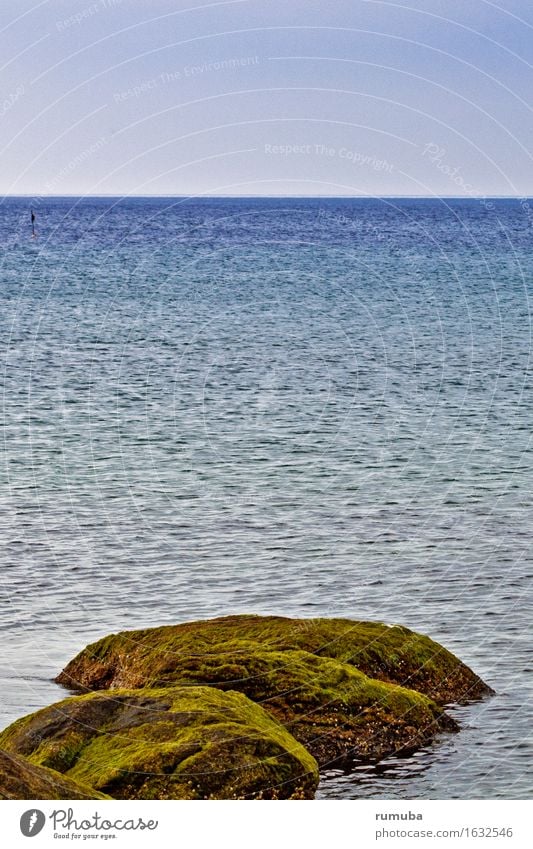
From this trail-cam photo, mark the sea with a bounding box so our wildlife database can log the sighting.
[0,196,531,799]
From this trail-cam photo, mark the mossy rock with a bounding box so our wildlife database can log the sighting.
[54,615,491,766]
[0,749,110,800]
[0,687,318,800]
[168,647,458,764]
[57,614,490,705]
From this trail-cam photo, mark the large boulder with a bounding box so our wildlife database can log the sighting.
[0,686,318,800]
[54,615,491,766]
[0,749,109,800]
[56,615,490,705]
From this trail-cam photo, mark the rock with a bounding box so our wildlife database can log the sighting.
[54,615,491,766]
[56,615,491,704]
[0,749,109,800]
[163,646,457,764]
[0,686,318,800]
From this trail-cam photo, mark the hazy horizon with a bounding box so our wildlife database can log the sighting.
[4,193,533,200]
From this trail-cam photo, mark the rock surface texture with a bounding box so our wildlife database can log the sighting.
[56,615,490,704]
[0,686,318,799]
[0,748,110,800]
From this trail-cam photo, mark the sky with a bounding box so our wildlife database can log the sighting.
[1,0,532,197]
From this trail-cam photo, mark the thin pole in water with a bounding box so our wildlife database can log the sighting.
[31,208,36,238]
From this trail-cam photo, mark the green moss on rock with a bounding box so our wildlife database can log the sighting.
[54,615,491,766]
[204,647,458,764]
[0,749,110,800]
[57,614,491,705]
[0,687,318,800]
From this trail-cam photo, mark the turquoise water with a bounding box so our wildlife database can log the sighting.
[0,196,531,798]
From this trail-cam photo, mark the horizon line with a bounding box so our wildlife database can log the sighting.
[2,193,531,201]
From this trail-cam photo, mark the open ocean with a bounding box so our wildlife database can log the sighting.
[0,196,531,799]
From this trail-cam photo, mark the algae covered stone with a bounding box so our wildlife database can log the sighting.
[56,614,490,705]
[0,686,318,800]
[58,646,454,765]
[0,749,110,800]
[54,615,490,766]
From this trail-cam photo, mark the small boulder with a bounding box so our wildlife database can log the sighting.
[0,686,318,800]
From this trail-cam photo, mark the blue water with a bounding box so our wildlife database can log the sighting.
[0,196,531,799]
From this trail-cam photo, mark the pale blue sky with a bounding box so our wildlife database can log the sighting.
[1,0,532,196]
